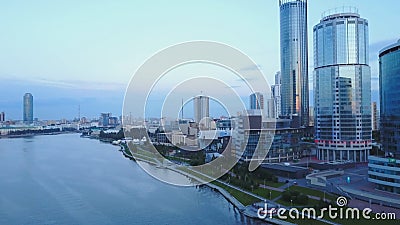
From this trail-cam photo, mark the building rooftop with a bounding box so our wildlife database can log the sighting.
[321,7,360,22]
[379,39,400,57]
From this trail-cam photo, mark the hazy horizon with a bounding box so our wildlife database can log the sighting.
[1,0,397,120]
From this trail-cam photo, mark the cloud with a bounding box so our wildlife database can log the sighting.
[32,78,126,91]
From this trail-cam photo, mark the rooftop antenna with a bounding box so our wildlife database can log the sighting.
[78,104,81,121]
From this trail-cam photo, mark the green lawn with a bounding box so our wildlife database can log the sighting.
[263,180,285,188]
[211,181,259,206]
[276,197,320,207]
[287,186,338,201]
[252,188,281,200]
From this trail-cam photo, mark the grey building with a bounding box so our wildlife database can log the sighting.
[313,10,371,162]
[232,114,302,163]
[23,93,33,124]
[194,95,210,129]
[279,0,309,127]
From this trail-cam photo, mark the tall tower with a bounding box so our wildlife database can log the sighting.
[249,92,264,110]
[279,0,309,127]
[194,95,210,129]
[314,9,371,162]
[23,93,33,124]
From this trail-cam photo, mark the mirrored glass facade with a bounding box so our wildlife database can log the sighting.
[313,12,371,162]
[379,40,400,158]
[279,0,309,127]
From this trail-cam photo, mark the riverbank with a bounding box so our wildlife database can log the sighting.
[117,143,294,225]
[0,131,77,139]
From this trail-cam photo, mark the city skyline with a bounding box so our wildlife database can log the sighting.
[0,1,399,120]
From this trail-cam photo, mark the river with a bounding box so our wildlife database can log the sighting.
[0,133,266,224]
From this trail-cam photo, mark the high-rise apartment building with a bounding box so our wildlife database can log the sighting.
[279,0,309,126]
[194,95,210,129]
[23,93,33,124]
[314,10,371,162]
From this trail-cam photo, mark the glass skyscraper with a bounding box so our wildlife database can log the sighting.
[279,0,309,127]
[23,93,33,124]
[249,92,264,110]
[314,10,371,162]
[379,39,400,158]
[367,39,400,194]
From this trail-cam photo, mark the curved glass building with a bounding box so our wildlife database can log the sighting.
[367,39,400,194]
[279,0,309,127]
[313,10,371,162]
[379,39,400,158]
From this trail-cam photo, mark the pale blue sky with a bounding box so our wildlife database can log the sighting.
[0,0,398,120]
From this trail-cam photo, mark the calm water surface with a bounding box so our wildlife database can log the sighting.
[0,134,266,224]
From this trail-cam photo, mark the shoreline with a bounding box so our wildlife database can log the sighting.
[117,143,294,225]
[0,131,78,139]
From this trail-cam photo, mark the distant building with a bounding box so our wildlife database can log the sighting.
[23,93,33,124]
[279,0,309,126]
[216,118,232,131]
[314,10,371,162]
[194,95,210,129]
[0,112,5,122]
[100,113,111,126]
[232,114,302,162]
[265,98,275,118]
[371,102,379,131]
[249,92,264,110]
[198,129,230,152]
[109,116,119,126]
[271,71,282,118]
[309,106,314,126]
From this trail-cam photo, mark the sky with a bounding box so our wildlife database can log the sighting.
[0,0,399,120]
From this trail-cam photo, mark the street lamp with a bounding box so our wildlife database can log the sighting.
[290,199,293,207]
[270,191,272,200]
